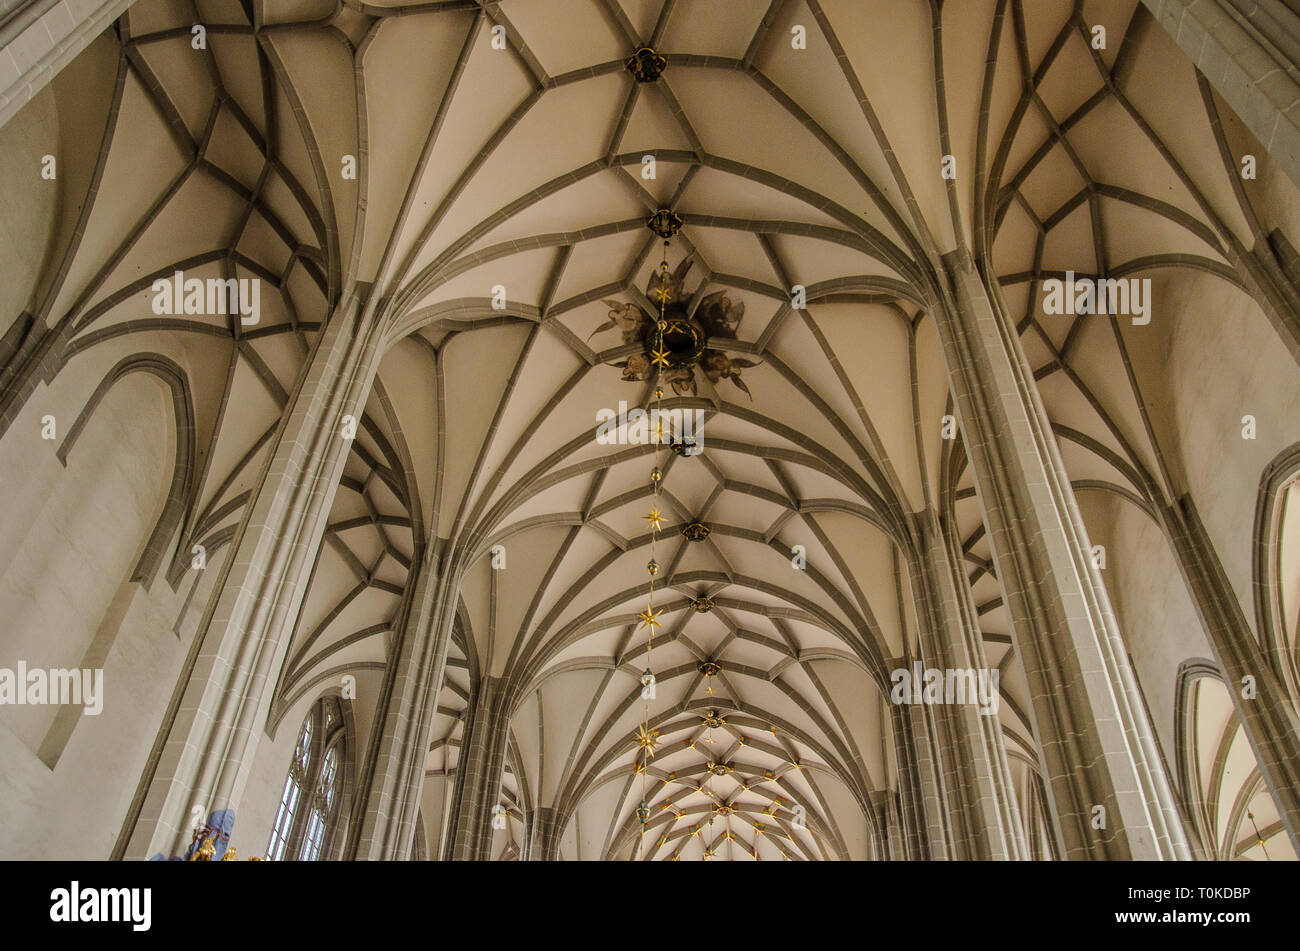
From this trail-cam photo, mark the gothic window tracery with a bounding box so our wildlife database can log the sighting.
[267,697,347,861]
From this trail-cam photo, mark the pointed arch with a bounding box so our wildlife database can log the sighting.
[57,352,196,590]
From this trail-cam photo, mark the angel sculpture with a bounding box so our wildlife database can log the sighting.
[693,287,760,396]
[702,350,760,398]
[662,364,697,395]
[696,289,744,338]
[647,257,693,307]
[615,351,653,382]
[588,299,651,345]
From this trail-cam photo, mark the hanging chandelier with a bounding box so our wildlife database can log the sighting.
[619,213,755,861]
[631,214,682,857]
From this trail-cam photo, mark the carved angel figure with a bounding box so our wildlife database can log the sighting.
[695,289,744,338]
[646,258,693,308]
[663,365,696,395]
[615,351,652,382]
[701,350,760,398]
[589,299,651,345]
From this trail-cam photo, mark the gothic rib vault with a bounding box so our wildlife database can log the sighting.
[1,0,1300,862]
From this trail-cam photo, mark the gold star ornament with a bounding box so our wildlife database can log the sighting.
[635,723,661,758]
[637,605,663,632]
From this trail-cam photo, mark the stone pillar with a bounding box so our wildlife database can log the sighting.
[442,675,511,861]
[1162,496,1300,850]
[344,544,456,860]
[906,510,1028,859]
[936,250,1190,859]
[887,697,948,860]
[0,0,136,132]
[113,290,384,860]
[870,789,906,861]
[526,805,562,861]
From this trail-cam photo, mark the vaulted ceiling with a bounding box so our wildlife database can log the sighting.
[8,0,1298,860]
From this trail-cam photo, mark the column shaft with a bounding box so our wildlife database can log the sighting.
[526,806,561,861]
[114,292,382,860]
[443,675,510,861]
[935,250,1190,859]
[345,546,455,860]
[888,698,948,859]
[908,510,1027,859]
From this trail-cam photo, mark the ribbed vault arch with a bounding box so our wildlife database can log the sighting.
[6,0,1300,861]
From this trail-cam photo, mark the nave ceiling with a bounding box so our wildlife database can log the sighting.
[4,0,1299,860]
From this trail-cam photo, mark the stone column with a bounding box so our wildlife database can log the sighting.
[442,675,511,861]
[0,0,136,131]
[887,696,948,860]
[1162,496,1300,850]
[344,544,456,860]
[526,805,562,861]
[869,789,905,861]
[935,250,1190,859]
[906,510,1028,859]
[113,290,384,860]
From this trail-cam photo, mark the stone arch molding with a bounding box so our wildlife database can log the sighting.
[1253,442,1300,704]
[56,352,197,591]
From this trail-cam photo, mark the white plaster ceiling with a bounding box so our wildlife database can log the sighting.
[20,0,1300,860]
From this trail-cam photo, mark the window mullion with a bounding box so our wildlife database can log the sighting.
[287,706,327,860]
